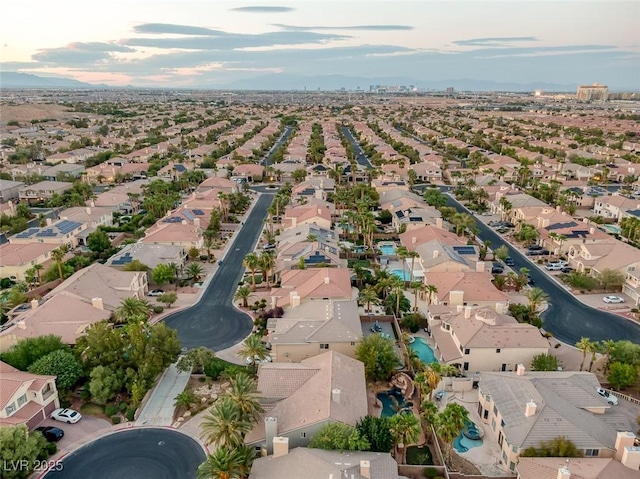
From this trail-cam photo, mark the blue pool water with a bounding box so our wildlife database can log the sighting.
[391,269,411,281]
[379,243,397,256]
[376,388,413,418]
[453,422,483,453]
[409,337,437,364]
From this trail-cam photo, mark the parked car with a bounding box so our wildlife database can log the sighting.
[34,426,64,442]
[262,243,276,251]
[148,289,165,297]
[561,267,574,273]
[491,264,504,274]
[51,408,82,424]
[526,249,549,256]
[548,260,568,267]
[596,387,619,405]
[545,263,564,271]
[527,245,543,251]
[505,257,515,266]
[603,295,624,304]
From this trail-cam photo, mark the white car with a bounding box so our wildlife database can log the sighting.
[245,354,272,365]
[596,387,618,405]
[51,408,82,424]
[603,295,624,304]
[148,289,165,297]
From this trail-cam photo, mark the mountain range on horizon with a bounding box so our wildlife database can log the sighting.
[2,71,637,93]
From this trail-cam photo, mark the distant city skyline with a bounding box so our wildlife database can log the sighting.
[2,0,639,90]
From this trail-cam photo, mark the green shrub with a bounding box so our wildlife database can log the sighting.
[45,441,57,456]
[424,467,438,478]
[104,404,118,416]
[119,402,128,412]
[126,407,136,422]
[153,305,164,314]
[111,415,122,425]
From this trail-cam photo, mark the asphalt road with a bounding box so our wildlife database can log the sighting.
[338,125,374,169]
[43,428,205,479]
[443,194,640,344]
[164,192,274,350]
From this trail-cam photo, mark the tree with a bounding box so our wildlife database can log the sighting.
[576,337,593,372]
[50,245,69,280]
[237,334,269,368]
[176,347,217,374]
[152,263,175,287]
[607,362,639,390]
[587,340,601,372]
[415,363,442,401]
[196,446,247,479]
[0,425,48,479]
[0,335,66,371]
[243,253,260,290]
[188,247,200,261]
[28,349,83,391]
[309,422,370,451]
[89,365,122,404]
[531,353,559,371]
[233,286,252,308]
[114,297,152,323]
[524,287,549,318]
[423,188,447,208]
[174,390,197,413]
[355,334,399,382]
[200,400,253,448]
[122,259,149,272]
[258,252,275,287]
[185,263,205,284]
[436,403,469,466]
[86,229,111,253]
[356,415,393,452]
[493,245,509,261]
[219,373,264,423]
[359,285,380,312]
[389,412,421,464]
[158,292,178,308]
[521,437,583,457]
[598,269,625,291]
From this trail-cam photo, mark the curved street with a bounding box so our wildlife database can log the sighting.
[163,191,274,350]
[43,428,204,479]
[443,194,640,344]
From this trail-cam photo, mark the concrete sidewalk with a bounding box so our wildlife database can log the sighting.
[135,363,190,426]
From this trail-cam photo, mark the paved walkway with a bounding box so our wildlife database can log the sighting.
[135,363,190,426]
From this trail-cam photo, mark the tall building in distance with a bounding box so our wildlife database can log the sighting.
[576,82,609,101]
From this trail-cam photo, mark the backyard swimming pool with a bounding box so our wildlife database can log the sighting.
[376,388,413,418]
[391,269,411,281]
[453,421,484,453]
[409,337,437,364]
[378,243,397,256]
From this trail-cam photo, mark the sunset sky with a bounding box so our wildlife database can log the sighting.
[2,0,639,89]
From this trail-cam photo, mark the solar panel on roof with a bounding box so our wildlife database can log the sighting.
[183,211,195,221]
[57,220,81,234]
[452,246,476,255]
[192,209,204,216]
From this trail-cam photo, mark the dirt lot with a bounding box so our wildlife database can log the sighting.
[1,104,76,123]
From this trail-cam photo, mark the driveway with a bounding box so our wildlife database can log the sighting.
[444,194,640,344]
[36,416,111,455]
[164,192,275,350]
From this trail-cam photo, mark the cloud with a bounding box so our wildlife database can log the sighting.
[230,6,295,13]
[120,31,349,50]
[133,23,225,36]
[272,24,413,31]
[31,42,133,66]
[453,37,539,47]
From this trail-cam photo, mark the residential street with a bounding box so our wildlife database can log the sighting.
[163,192,275,350]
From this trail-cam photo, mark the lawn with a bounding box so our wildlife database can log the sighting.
[80,402,106,416]
[347,259,371,269]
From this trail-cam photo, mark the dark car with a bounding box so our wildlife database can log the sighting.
[527,245,543,251]
[35,426,64,442]
[505,257,515,266]
[561,266,574,273]
[491,262,504,274]
[526,249,549,256]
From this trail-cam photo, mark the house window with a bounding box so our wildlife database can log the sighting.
[512,445,518,453]
[509,462,516,472]
[493,405,498,416]
[350,342,355,346]
[320,344,329,350]
[5,403,16,416]
[501,419,505,427]
[17,394,27,408]
[463,362,469,371]
[502,451,507,462]
[464,348,470,355]
[585,449,599,457]
[496,348,501,353]
[300,432,307,438]
[491,418,496,431]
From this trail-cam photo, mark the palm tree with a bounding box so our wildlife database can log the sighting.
[185,263,205,285]
[243,253,260,290]
[258,252,275,287]
[237,334,269,368]
[197,446,244,479]
[436,403,470,466]
[389,412,421,464]
[359,286,380,312]
[234,286,252,308]
[425,284,438,305]
[588,340,601,372]
[174,390,197,414]
[576,337,592,372]
[219,373,264,422]
[524,287,549,318]
[33,263,43,284]
[419,400,438,444]
[114,297,153,323]
[396,246,409,283]
[51,245,70,280]
[410,281,423,312]
[601,339,615,374]
[407,251,419,282]
[200,400,253,448]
